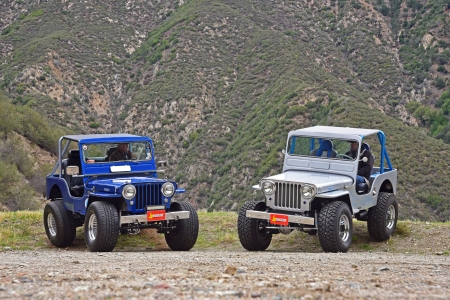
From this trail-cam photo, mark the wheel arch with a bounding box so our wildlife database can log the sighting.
[49,184,63,200]
[311,194,353,213]
[86,195,125,212]
[379,179,394,193]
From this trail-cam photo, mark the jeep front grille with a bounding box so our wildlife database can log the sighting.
[274,182,301,209]
[135,183,163,210]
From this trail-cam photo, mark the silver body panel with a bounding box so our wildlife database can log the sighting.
[262,171,353,213]
[264,171,353,194]
[246,126,398,229]
[120,211,189,225]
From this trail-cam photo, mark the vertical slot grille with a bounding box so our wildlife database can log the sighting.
[274,182,301,209]
[135,183,163,210]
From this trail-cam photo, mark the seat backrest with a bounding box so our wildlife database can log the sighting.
[67,150,81,168]
[315,139,337,158]
[361,143,375,169]
[67,149,82,181]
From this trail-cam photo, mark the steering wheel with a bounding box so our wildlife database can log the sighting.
[336,154,353,160]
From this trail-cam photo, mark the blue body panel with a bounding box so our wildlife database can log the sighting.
[46,176,79,211]
[46,134,185,216]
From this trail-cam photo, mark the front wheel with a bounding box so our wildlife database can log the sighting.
[367,193,398,241]
[43,201,76,248]
[237,201,272,251]
[84,201,119,252]
[318,201,353,253]
[164,202,199,251]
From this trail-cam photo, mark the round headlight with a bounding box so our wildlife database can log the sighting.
[122,184,136,200]
[161,182,175,197]
[301,185,314,199]
[261,181,275,195]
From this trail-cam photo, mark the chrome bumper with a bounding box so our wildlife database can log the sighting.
[120,211,190,225]
[245,210,315,226]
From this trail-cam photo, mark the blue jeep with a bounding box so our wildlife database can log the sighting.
[44,134,198,252]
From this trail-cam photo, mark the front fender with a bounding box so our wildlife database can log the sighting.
[88,191,122,198]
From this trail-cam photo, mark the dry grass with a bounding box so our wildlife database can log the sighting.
[0,211,449,255]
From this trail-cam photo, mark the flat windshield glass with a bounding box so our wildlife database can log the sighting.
[287,136,358,161]
[81,142,152,163]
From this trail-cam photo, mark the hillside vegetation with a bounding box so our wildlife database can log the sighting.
[0,91,60,211]
[0,0,450,220]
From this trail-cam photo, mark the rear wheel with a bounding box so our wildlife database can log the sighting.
[164,202,199,251]
[84,202,119,252]
[367,193,398,241]
[318,201,353,253]
[43,201,76,248]
[237,201,272,251]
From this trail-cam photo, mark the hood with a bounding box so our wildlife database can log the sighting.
[87,177,169,193]
[264,170,353,193]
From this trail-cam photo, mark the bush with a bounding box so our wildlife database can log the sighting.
[405,101,421,113]
[437,65,448,73]
[285,105,307,118]
[435,77,446,89]
[189,131,199,142]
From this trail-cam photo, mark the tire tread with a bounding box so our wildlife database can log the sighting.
[367,192,398,241]
[318,201,352,253]
[44,200,76,248]
[237,201,272,251]
[165,202,199,251]
[85,202,119,252]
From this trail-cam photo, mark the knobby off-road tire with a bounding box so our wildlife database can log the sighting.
[367,192,398,241]
[44,201,76,248]
[84,201,119,252]
[237,201,272,251]
[165,202,199,251]
[318,201,353,253]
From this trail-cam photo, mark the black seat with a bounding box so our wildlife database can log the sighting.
[356,143,375,195]
[65,150,84,197]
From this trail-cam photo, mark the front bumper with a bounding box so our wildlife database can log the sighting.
[246,210,315,226]
[120,211,190,225]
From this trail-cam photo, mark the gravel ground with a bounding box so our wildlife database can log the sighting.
[0,250,449,299]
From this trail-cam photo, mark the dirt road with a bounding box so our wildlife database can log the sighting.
[0,250,448,299]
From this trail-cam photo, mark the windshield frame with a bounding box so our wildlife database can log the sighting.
[81,141,154,163]
[286,135,360,161]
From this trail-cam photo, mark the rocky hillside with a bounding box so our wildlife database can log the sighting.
[1,0,450,220]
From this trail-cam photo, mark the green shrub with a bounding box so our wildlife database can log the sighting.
[437,65,448,73]
[285,105,307,118]
[189,131,199,142]
[435,77,446,89]
[405,101,421,113]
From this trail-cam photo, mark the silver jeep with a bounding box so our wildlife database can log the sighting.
[237,126,398,252]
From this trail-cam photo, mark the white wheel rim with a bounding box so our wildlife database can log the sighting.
[88,214,98,241]
[339,214,350,242]
[386,205,396,229]
[47,213,57,237]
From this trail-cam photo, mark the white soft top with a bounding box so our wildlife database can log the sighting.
[290,126,380,138]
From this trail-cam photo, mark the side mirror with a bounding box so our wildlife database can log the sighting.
[66,166,79,175]
[282,149,286,155]
[360,157,368,163]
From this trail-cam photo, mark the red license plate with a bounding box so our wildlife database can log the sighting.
[147,210,166,221]
[269,214,289,226]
